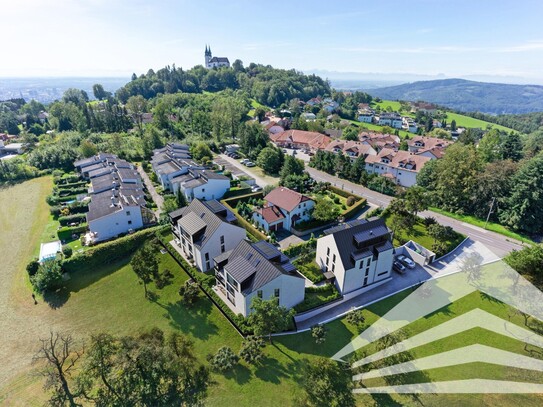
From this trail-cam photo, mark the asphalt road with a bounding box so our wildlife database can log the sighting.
[306,167,525,257]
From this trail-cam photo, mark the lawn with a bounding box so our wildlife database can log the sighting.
[429,206,533,244]
[445,111,514,132]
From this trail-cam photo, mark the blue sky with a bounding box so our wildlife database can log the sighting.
[2,0,543,83]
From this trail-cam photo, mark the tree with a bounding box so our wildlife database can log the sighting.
[505,245,543,283]
[346,309,366,329]
[402,185,429,216]
[450,119,457,131]
[79,140,97,158]
[248,297,295,343]
[92,83,110,100]
[191,142,213,163]
[80,329,210,406]
[208,346,239,372]
[34,332,83,407]
[178,280,199,306]
[239,336,265,365]
[31,260,64,293]
[257,146,283,175]
[313,197,340,222]
[126,95,147,131]
[280,155,305,180]
[500,154,543,233]
[176,188,187,208]
[300,358,355,407]
[130,242,158,298]
[311,324,327,344]
[342,126,358,141]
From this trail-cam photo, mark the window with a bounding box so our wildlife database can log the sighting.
[366,258,371,267]
[274,288,280,297]
[205,253,209,261]
[332,254,336,263]
[365,268,370,276]
[128,220,132,225]
[206,261,210,270]
[257,290,262,298]
[221,245,225,253]
[363,277,368,286]
[126,211,131,216]
[326,247,330,256]
[220,235,225,244]
[202,188,205,193]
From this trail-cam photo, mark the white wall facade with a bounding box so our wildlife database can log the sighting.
[183,178,230,202]
[88,205,143,242]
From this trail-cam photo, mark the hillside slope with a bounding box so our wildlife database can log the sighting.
[367,78,543,114]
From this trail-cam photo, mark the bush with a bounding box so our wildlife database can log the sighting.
[346,196,356,207]
[26,259,40,276]
[62,245,73,258]
[57,224,88,241]
[31,260,64,293]
[208,346,239,372]
[424,216,437,227]
[333,196,340,204]
[62,227,160,273]
[283,238,317,258]
[58,214,86,226]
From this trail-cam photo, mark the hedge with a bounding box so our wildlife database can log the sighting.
[283,238,317,258]
[342,197,367,219]
[54,174,80,185]
[221,195,268,242]
[222,187,253,199]
[57,224,88,240]
[55,186,87,196]
[56,181,87,190]
[328,185,357,199]
[58,213,87,226]
[294,284,342,313]
[50,201,89,217]
[62,226,161,273]
[221,191,264,208]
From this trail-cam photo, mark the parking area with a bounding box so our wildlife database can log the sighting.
[281,147,312,162]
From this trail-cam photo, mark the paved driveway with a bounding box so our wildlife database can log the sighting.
[293,239,500,331]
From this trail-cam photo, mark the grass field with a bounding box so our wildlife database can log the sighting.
[2,177,542,406]
[445,111,514,132]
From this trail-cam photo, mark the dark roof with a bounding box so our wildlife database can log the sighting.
[324,217,391,269]
[90,173,119,193]
[86,190,143,222]
[169,207,187,222]
[82,163,106,174]
[209,57,230,63]
[175,199,239,249]
[117,168,140,181]
[220,240,302,294]
[155,161,182,175]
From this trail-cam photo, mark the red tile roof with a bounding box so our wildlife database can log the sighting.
[256,205,285,224]
[264,187,313,213]
[365,149,431,172]
[270,130,332,150]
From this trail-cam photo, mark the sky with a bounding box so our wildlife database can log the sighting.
[2,0,543,83]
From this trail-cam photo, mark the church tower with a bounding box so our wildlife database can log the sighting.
[204,45,212,68]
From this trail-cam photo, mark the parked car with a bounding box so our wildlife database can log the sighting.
[393,261,406,274]
[396,255,416,269]
[282,149,288,153]
[252,185,263,192]
[245,161,255,167]
[231,153,239,159]
[240,158,249,164]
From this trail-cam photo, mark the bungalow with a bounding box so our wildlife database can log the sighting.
[263,121,285,135]
[316,218,394,295]
[214,240,305,317]
[170,199,246,272]
[365,148,431,187]
[270,130,332,151]
[253,187,314,232]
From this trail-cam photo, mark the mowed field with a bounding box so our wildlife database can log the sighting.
[2,177,543,406]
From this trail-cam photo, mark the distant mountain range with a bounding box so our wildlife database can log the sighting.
[363,78,543,114]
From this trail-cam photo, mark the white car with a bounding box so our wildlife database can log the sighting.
[245,161,255,167]
[240,158,249,164]
[397,255,416,269]
[252,185,263,192]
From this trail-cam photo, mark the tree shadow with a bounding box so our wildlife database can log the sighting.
[157,298,218,340]
[43,287,70,309]
[253,355,293,383]
[223,363,252,385]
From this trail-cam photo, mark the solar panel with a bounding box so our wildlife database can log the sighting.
[203,200,226,214]
[253,241,280,260]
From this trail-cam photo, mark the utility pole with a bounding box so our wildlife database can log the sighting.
[483,197,496,230]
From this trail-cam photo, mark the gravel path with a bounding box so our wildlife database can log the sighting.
[137,165,163,218]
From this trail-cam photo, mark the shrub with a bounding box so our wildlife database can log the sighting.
[333,196,340,204]
[31,260,64,293]
[57,224,88,241]
[208,346,239,372]
[26,259,40,276]
[62,245,73,258]
[58,214,86,226]
[346,196,356,207]
[239,336,265,365]
[424,216,437,227]
[178,280,200,306]
[311,324,327,344]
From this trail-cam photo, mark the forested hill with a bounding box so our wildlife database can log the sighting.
[116,63,331,107]
[366,78,543,114]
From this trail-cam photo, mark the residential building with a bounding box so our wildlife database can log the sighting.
[324,140,377,161]
[301,112,317,121]
[410,102,437,115]
[204,45,230,68]
[316,218,394,295]
[357,108,375,123]
[358,132,400,152]
[150,143,202,191]
[170,199,246,272]
[0,141,24,155]
[324,128,343,139]
[377,112,403,129]
[253,187,314,232]
[407,136,453,158]
[365,148,431,187]
[270,129,332,151]
[170,168,230,201]
[306,97,322,106]
[263,121,285,135]
[214,240,305,316]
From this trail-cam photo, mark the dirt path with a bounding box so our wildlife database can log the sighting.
[0,178,66,401]
[137,165,163,218]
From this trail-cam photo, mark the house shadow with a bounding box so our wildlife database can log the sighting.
[158,299,218,340]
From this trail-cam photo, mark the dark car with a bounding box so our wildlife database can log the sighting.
[393,261,406,274]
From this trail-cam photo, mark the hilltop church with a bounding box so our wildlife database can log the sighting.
[204,45,230,69]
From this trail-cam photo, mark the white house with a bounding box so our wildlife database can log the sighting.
[324,140,377,161]
[316,218,394,295]
[170,169,230,202]
[378,112,403,129]
[357,108,374,123]
[170,199,246,272]
[213,240,305,317]
[364,148,431,187]
[150,143,202,191]
[253,187,314,232]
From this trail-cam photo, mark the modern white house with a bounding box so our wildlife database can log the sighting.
[150,143,202,191]
[253,187,314,232]
[316,218,394,295]
[170,199,246,272]
[364,148,431,187]
[170,169,230,202]
[213,240,305,316]
[357,108,375,123]
[377,112,403,129]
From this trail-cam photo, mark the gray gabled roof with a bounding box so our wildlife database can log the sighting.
[178,211,207,236]
[221,240,302,295]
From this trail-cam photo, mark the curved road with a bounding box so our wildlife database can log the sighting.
[306,167,525,257]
